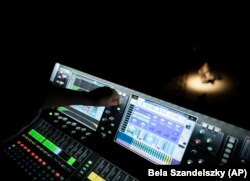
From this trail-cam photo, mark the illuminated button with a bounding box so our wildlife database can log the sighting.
[100,133,106,138]
[109,117,114,121]
[223,153,229,159]
[71,131,76,135]
[117,107,121,111]
[206,138,212,144]
[198,159,204,164]
[187,160,193,164]
[58,116,63,120]
[62,117,68,121]
[58,75,62,79]
[86,132,91,136]
[214,127,220,132]
[80,136,86,140]
[27,149,31,153]
[53,120,59,123]
[221,158,228,164]
[227,143,234,149]
[23,146,27,150]
[102,118,108,122]
[229,137,236,144]
[207,146,213,152]
[201,122,208,128]
[35,155,39,159]
[62,74,67,78]
[81,128,87,132]
[17,141,21,145]
[208,125,213,131]
[55,172,60,178]
[105,110,111,114]
[62,125,67,129]
[194,139,201,145]
[71,122,77,126]
[59,81,64,85]
[225,148,231,154]
[88,160,92,165]
[241,159,246,163]
[54,112,59,116]
[110,123,115,127]
[76,127,81,131]
[191,149,197,155]
[80,170,84,174]
[100,127,105,131]
[42,162,46,166]
[87,172,98,181]
[49,112,53,116]
[59,176,65,180]
[199,129,205,135]
[66,121,71,125]
[107,130,112,134]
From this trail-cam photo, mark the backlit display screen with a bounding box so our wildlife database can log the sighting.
[114,95,197,165]
[57,72,105,131]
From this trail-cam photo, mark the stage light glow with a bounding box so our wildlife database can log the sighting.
[186,73,230,94]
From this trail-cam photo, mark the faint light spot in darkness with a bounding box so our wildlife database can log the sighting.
[186,73,230,93]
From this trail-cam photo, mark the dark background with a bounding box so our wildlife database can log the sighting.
[55,31,249,131]
[1,17,249,140]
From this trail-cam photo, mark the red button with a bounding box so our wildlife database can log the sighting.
[23,146,27,150]
[38,158,42,162]
[31,153,35,156]
[26,149,31,153]
[55,172,60,177]
[41,162,46,166]
[17,141,21,145]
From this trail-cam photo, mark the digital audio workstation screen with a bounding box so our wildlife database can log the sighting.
[115,95,197,165]
[57,72,105,131]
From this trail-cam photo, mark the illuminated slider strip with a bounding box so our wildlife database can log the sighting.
[67,157,76,166]
[132,139,171,164]
[87,171,105,181]
[43,140,62,155]
[28,129,62,154]
[28,129,76,166]
[117,132,170,163]
[28,129,45,143]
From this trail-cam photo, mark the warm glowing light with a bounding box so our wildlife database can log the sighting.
[186,73,230,94]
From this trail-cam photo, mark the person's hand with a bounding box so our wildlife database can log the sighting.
[88,87,120,107]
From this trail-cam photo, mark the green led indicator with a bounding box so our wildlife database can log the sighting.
[42,140,61,154]
[87,160,92,165]
[12,144,16,147]
[85,164,89,168]
[49,112,53,116]
[67,157,76,166]
[28,129,45,143]
[72,85,81,91]
[57,106,69,112]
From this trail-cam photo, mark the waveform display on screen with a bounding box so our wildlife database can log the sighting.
[115,95,197,165]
